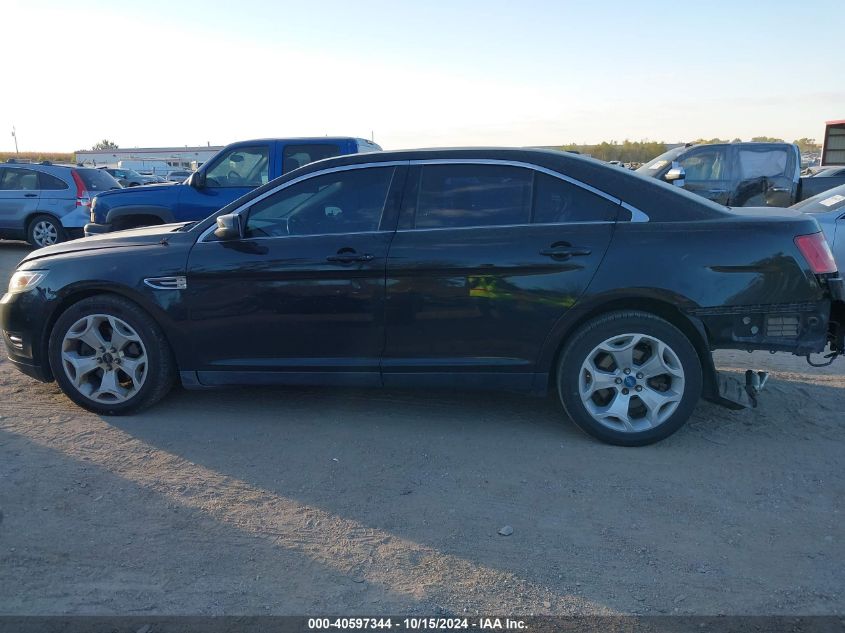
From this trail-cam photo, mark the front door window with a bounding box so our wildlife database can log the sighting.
[204,145,270,188]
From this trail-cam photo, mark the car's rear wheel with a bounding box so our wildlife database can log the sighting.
[557,311,702,446]
[27,214,65,247]
[48,295,175,415]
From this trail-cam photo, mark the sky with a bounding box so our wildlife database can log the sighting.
[2,0,843,153]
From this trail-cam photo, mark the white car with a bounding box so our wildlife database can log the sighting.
[166,170,193,183]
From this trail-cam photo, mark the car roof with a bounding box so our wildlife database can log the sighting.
[228,137,373,145]
[1,161,80,175]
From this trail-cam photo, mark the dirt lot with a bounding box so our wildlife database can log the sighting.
[0,240,842,616]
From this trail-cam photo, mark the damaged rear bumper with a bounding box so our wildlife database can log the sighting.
[691,279,845,409]
[688,300,833,357]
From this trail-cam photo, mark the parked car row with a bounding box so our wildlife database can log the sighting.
[2,147,844,446]
[0,160,122,246]
[98,167,167,187]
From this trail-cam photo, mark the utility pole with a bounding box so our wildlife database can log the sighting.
[11,126,19,154]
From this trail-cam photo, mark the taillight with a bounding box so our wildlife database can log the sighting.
[795,232,837,274]
[71,170,91,207]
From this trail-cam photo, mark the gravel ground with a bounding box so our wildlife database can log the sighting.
[0,240,842,616]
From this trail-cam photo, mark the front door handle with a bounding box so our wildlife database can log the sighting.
[24,193,37,198]
[539,246,592,260]
[327,253,375,264]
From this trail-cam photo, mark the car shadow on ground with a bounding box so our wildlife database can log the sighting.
[91,373,845,615]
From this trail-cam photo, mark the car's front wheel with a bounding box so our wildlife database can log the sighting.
[48,295,175,415]
[557,311,702,446]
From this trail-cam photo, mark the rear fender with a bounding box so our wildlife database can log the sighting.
[538,290,719,399]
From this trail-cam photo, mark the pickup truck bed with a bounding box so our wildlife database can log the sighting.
[799,174,845,201]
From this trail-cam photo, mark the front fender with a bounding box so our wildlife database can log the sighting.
[106,206,176,224]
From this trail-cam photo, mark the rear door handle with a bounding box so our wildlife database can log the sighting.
[539,246,592,260]
[24,193,37,198]
[327,253,375,264]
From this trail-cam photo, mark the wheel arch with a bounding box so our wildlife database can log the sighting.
[105,206,175,230]
[540,292,718,399]
[25,211,62,231]
[39,286,179,381]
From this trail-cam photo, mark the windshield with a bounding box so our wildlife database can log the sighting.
[636,146,688,174]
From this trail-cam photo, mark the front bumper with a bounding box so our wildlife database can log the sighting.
[1,289,54,383]
[4,353,51,381]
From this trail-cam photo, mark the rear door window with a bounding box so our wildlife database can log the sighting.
[0,168,40,190]
[282,144,342,174]
[414,164,532,229]
[737,147,789,179]
[532,173,619,223]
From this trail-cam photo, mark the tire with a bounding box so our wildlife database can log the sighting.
[48,295,175,415]
[556,310,703,446]
[27,214,66,247]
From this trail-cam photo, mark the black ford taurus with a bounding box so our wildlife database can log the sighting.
[2,148,844,445]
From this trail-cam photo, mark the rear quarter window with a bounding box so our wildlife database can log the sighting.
[533,173,619,223]
[38,172,69,190]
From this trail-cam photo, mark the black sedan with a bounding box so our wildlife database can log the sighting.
[2,148,844,445]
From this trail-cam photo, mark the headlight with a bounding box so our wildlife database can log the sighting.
[7,271,47,294]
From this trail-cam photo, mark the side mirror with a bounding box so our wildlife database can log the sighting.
[665,164,686,187]
[214,213,243,240]
[189,171,206,189]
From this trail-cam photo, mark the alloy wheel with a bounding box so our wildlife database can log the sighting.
[578,333,685,433]
[60,314,148,404]
[32,220,59,246]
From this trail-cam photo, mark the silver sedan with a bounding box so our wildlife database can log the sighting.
[792,183,845,271]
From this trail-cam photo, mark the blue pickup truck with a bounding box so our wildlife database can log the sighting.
[85,137,381,234]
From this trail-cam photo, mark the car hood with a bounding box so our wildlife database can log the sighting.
[93,182,181,201]
[22,223,195,264]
